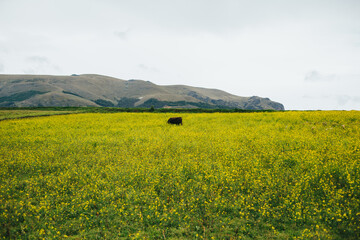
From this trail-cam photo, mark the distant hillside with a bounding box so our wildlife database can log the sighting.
[0,74,285,110]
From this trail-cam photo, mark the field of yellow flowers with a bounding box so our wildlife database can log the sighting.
[1,111,359,239]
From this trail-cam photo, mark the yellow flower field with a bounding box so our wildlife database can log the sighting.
[0,111,359,239]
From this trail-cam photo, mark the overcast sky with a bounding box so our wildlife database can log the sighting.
[1,0,359,110]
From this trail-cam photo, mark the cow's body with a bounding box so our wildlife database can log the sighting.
[167,117,182,125]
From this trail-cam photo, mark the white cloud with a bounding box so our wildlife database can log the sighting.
[304,71,340,82]
[26,56,49,64]
[114,30,130,40]
[336,95,360,106]
[22,56,61,74]
[337,95,352,106]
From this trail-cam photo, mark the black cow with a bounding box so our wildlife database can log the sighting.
[167,117,182,125]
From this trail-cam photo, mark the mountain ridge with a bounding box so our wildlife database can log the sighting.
[0,74,285,110]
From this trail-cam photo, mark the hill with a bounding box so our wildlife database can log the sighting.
[0,74,284,110]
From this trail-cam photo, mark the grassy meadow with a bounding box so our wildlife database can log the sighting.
[0,111,359,239]
[0,110,77,121]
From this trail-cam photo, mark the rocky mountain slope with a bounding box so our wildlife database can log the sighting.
[0,74,285,110]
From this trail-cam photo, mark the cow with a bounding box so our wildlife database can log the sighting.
[167,117,182,125]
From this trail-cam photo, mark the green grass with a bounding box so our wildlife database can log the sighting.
[0,110,78,120]
[0,91,48,103]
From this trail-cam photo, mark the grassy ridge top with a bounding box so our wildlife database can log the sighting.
[0,74,285,110]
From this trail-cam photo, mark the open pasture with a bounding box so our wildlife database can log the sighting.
[0,110,76,121]
[0,111,359,239]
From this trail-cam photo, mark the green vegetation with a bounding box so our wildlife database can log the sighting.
[1,111,359,239]
[0,91,48,105]
[116,97,239,109]
[62,91,83,98]
[0,110,78,120]
[94,99,115,107]
[137,98,233,109]
[0,106,279,116]
[117,97,139,108]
